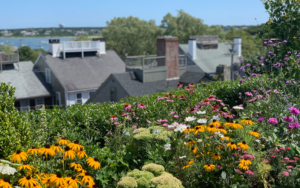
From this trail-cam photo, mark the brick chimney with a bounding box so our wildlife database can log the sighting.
[157,36,179,80]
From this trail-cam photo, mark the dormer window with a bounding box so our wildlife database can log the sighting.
[45,68,51,83]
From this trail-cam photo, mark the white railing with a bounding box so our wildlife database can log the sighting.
[62,41,100,51]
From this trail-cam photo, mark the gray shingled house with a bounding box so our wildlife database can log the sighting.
[33,38,125,106]
[0,53,54,111]
[86,36,214,104]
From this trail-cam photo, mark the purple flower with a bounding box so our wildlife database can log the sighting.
[278,42,281,45]
[268,118,278,125]
[257,117,264,122]
[290,107,300,116]
[240,66,244,70]
[288,51,291,54]
[263,41,267,45]
[284,116,294,122]
[286,81,290,84]
[283,40,287,43]
[239,79,245,84]
[253,66,256,69]
[251,73,257,77]
[240,58,244,61]
[268,40,273,44]
[287,123,300,129]
[245,92,253,96]
[246,63,251,67]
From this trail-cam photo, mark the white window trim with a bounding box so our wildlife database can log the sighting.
[76,93,82,104]
[56,92,61,106]
[45,68,51,83]
[35,98,44,109]
[20,100,30,112]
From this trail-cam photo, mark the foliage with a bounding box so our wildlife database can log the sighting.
[18,46,46,63]
[0,44,15,54]
[243,24,276,39]
[102,16,164,60]
[72,35,90,41]
[0,83,31,158]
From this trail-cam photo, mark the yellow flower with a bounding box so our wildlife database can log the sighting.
[64,176,82,188]
[186,140,196,147]
[41,175,54,187]
[18,176,39,188]
[224,122,234,128]
[70,162,82,171]
[208,120,221,127]
[267,18,272,24]
[187,159,194,165]
[77,172,94,186]
[76,148,88,159]
[294,36,297,39]
[27,147,39,155]
[237,141,249,150]
[216,126,227,134]
[204,164,215,172]
[211,153,221,160]
[238,159,251,170]
[68,140,84,151]
[194,125,205,134]
[86,157,101,170]
[18,164,35,171]
[0,179,13,188]
[190,147,198,154]
[249,131,260,138]
[182,165,191,170]
[183,128,194,135]
[51,144,63,154]
[226,142,237,150]
[216,145,224,150]
[221,136,230,141]
[49,172,66,187]
[241,119,253,126]
[39,145,55,158]
[238,163,249,170]
[57,138,71,146]
[282,13,287,17]
[206,125,217,134]
[64,146,76,160]
[8,150,28,163]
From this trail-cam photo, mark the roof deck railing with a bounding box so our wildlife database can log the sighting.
[61,41,101,59]
[0,53,19,72]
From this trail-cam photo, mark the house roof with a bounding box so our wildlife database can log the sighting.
[112,72,179,97]
[179,65,209,84]
[0,61,53,99]
[179,43,240,73]
[41,50,125,91]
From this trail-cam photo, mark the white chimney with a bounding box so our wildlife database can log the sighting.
[48,39,61,57]
[188,39,196,59]
[99,38,106,54]
[234,37,242,57]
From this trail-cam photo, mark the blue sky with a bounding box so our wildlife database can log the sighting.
[0,0,269,29]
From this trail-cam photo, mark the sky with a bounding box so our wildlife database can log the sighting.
[0,0,269,29]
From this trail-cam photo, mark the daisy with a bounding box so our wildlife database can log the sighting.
[249,131,260,138]
[18,164,35,171]
[49,172,66,187]
[204,164,215,172]
[27,147,39,155]
[164,143,171,151]
[39,145,55,158]
[19,176,39,188]
[86,158,101,170]
[68,140,84,151]
[237,141,249,150]
[8,150,27,163]
[185,116,196,122]
[57,138,71,146]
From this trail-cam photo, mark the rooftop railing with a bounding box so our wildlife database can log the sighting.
[62,41,100,51]
[0,53,19,72]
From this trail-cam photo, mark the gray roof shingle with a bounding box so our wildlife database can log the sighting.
[0,61,53,99]
[42,50,125,91]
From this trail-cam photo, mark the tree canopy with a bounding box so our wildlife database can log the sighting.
[0,44,15,54]
[18,46,46,63]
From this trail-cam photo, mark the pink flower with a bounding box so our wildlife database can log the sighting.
[268,118,278,124]
[283,171,289,176]
[280,147,286,151]
[277,174,281,177]
[271,155,277,158]
[286,147,290,150]
[189,83,195,87]
[177,83,183,88]
[138,103,146,109]
[166,100,174,102]
[248,97,257,102]
[269,152,274,154]
[245,170,254,175]
[169,111,175,115]
[162,123,168,127]
[110,115,118,121]
[125,116,132,120]
[124,104,132,110]
[281,160,287,163]
[121,112,127,116]
[288,160,296,163]
[217,165,223,169]
[180,95,186,100]
[173,115,179,118]
[284,116,294,122]
[146,119,151,123]
[257,117,264,122]
[273,89,279,93]
[185,86,191,91]
[106,131,113,136]
[132,125,137,130]
[294,157,300,160]
[245,92,253,96]
[290,107,300,116]
[284,157,289,160]
[114,122,120,125]
[189,89,195,93]
[243,154,255,160]
[286,166,294,169]
[236,169,243,174]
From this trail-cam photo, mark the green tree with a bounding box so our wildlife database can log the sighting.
[208,25,226,42]
[18,46,46,63]
[161,10,210,44]
[102,16,164,60]
[72,35,90,41]
[0,44,15,54]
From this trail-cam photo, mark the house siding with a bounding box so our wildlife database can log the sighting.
[87,76,128,103]
[34,55,66,106]
[68,90,95,105]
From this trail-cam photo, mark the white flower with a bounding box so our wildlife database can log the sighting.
[0,164,17,175]
[123,131,130,136]
[197,139,203,143]
[197,118,207,124]
[209,115,220,123]
[233,106,244,110]
[153,128,161,135]
[164,143,171,151]
[197,110,206,114]
[185,116,196,122]
[214,132,224,138]
[179,156,186,159]
[168,122,179,129]
[174,123,187,133]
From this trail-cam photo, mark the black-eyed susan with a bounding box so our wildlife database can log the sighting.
[41,175,54,187]
[19,176,39,187]
[77,168,87,173]
[86,157,101,170]
[221,136,230,141]
[183,128,194,135]
[187,159,194,165]
[216,126,227,134]
[57,138,71,146]
[224,121,234,128]
[234,122,243,129]
[226,142,237,150]
[182,165,191,170]
[77,172,94,186]
[206,125,217,134]
[64,146,76,160]
[64,176,82,188]
[237,141,249,151]
[239,159,252,166]
[216,145,224,150]
[70,162,82,171]
[27,147,39,155]
[68,140,84,151]
[8,150,28,163]
[204,164,215,172]
[0,179,12,188]
[190,147,198,154]
[238,163,249,170]
[18,164,35,171]
[186,140,196,147]
[32,184,42,188]
[39,144,55,158]
[241,119,253,126]
[249,130,260,138]
[211,153,221,160]
[49,172,66,187]
[209,120,221,127]
[76,148,88,159]
[51,144,63,154]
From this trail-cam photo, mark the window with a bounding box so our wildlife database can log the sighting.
[20,100,30,112]
[45,68,51,83]
[35,98,44,109]
[89,91,95,98]
[110,88,116,102]
[56,92,61,106]
[76,93,82,104]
